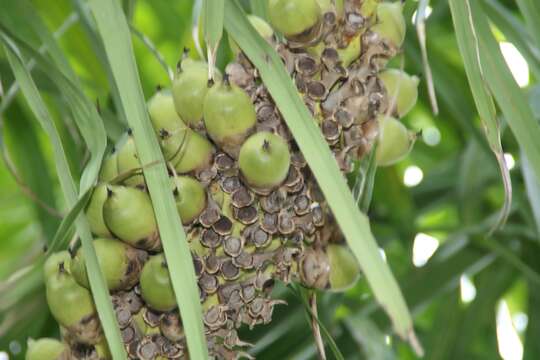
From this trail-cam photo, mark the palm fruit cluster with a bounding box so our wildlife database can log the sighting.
[34,0,419,359]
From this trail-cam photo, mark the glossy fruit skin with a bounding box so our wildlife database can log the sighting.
[99,152,118,182]
[327,244,360,291]
[148,88,186,134]
[26,338,68,360]
[71,238,141,291]
[375,115,414,166]
[268,0,321,37]
[229,15,274,55]
[379,69,419,117]
[173,176,207,224]
[86,184,112,238]
[239,132,291,190]
[203,82,256,157]
[44,251,71,280]
[140,254,177,312]
[371,2,406,48]
[103,185,159,250]
[116,134,145,186]
[160,128,214,173]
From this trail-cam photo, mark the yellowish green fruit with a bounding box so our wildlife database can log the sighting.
[148,87,186,134]
[26,338,68,360]
[44,251,71,280]
[229,15,274,55]
[173,176,207,224]
[327,244,360,291]
[99,151,118,182]
[94,339,112,360]
[371,2,406,48]
[375,115,415,166]
[160,128,214,173]
[86,184,112,238]
[116,132,145,186]
[338,35,362,67]
[140,254,177,312]
[379,68,419,117]
[203,80,256,157]
[239,132,291,190]
[268,0,322,37]
[360,0,380,19]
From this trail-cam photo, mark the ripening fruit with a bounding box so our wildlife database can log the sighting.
[46,263,100,344]
[86,184,112,238]
[44,251,71,280]
[71,238,144,291]
[268,0,322,39]
[103,185,160,251]
[148,87,186,134]
[375,115,415,166]
[239,132,291,190]
[26,338,68,360]
[173,176,207,224]
[99,150,118,182]
[327,244,360,291]
[116,131,145,186]
[159,127,214,173]
[140,254,177,312]
[203,79,257,157]
[371,2,406,48]
[379,69,419,117]
[229,15,274,55]
[172,60,221,127]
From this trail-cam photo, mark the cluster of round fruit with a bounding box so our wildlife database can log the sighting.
[29,0,419,359]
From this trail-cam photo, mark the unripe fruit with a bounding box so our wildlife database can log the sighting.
[338,35,362,67]
[327,244,360,291]
[173,176,207,224]
[172,60,221,127]
[229,15,274,55]
[86,184,112,238]
[46,264,100,344]
[239,132,291,190]
[116,132,145,186]
[371,2,406,48]
[268,0,322,38]
[203,80,256,157]
[379,69,419,117]
[375,115,415,166]
[140,254,177,312]
[71,238,144,291]
[359,0,380,19]
[44,251,71,280]
[26,338,68,360]
[148,87,186,134]
[103,185,160,251]
[99,151,118,182]
[160,128,214,173]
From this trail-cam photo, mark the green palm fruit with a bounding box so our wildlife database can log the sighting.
[116,131,145,186]
[379,69,419,117]
[71,238,144,291]
[371,2,406,48]
[327,244,360,291]
[159,127,214,173]
[203,79,257,157]
[375,115,415,166]
[338,35,362,67]
[44,251,71,280]
[46,263,101,344]
[140,254,177,312]
[172,59,221,127]
[315,0,333,12]
[26,338,68,360]
[229,15,274,55]
[173,176,207,224]
[103,185,160,251]
[268,0,322,39]
[239,132,291,190]
[86,184,112,238]
[148,87,186,134]
[95,339,112,360]
[99,150,118,182]
[360,0,380,19]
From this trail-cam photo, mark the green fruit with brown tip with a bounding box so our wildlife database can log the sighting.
[268,0,321,38]
[327,244,360,291]
[148,87,186,134]
[103,185,160,251]
[371,2,406,48]
[239,132,291,190]
[229,15,274,55]
[160,127,214,173]
[86,184,112,238]
[375,115,415,166]
[26,338,68,360]
[116,131,145,186]
[44,251,71,280]
[140,254,177,312]
[99,151,118,182]
[71,238,144,291]
[203,80,256,157]
[173,176,207,224]
[379,69,419,117]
